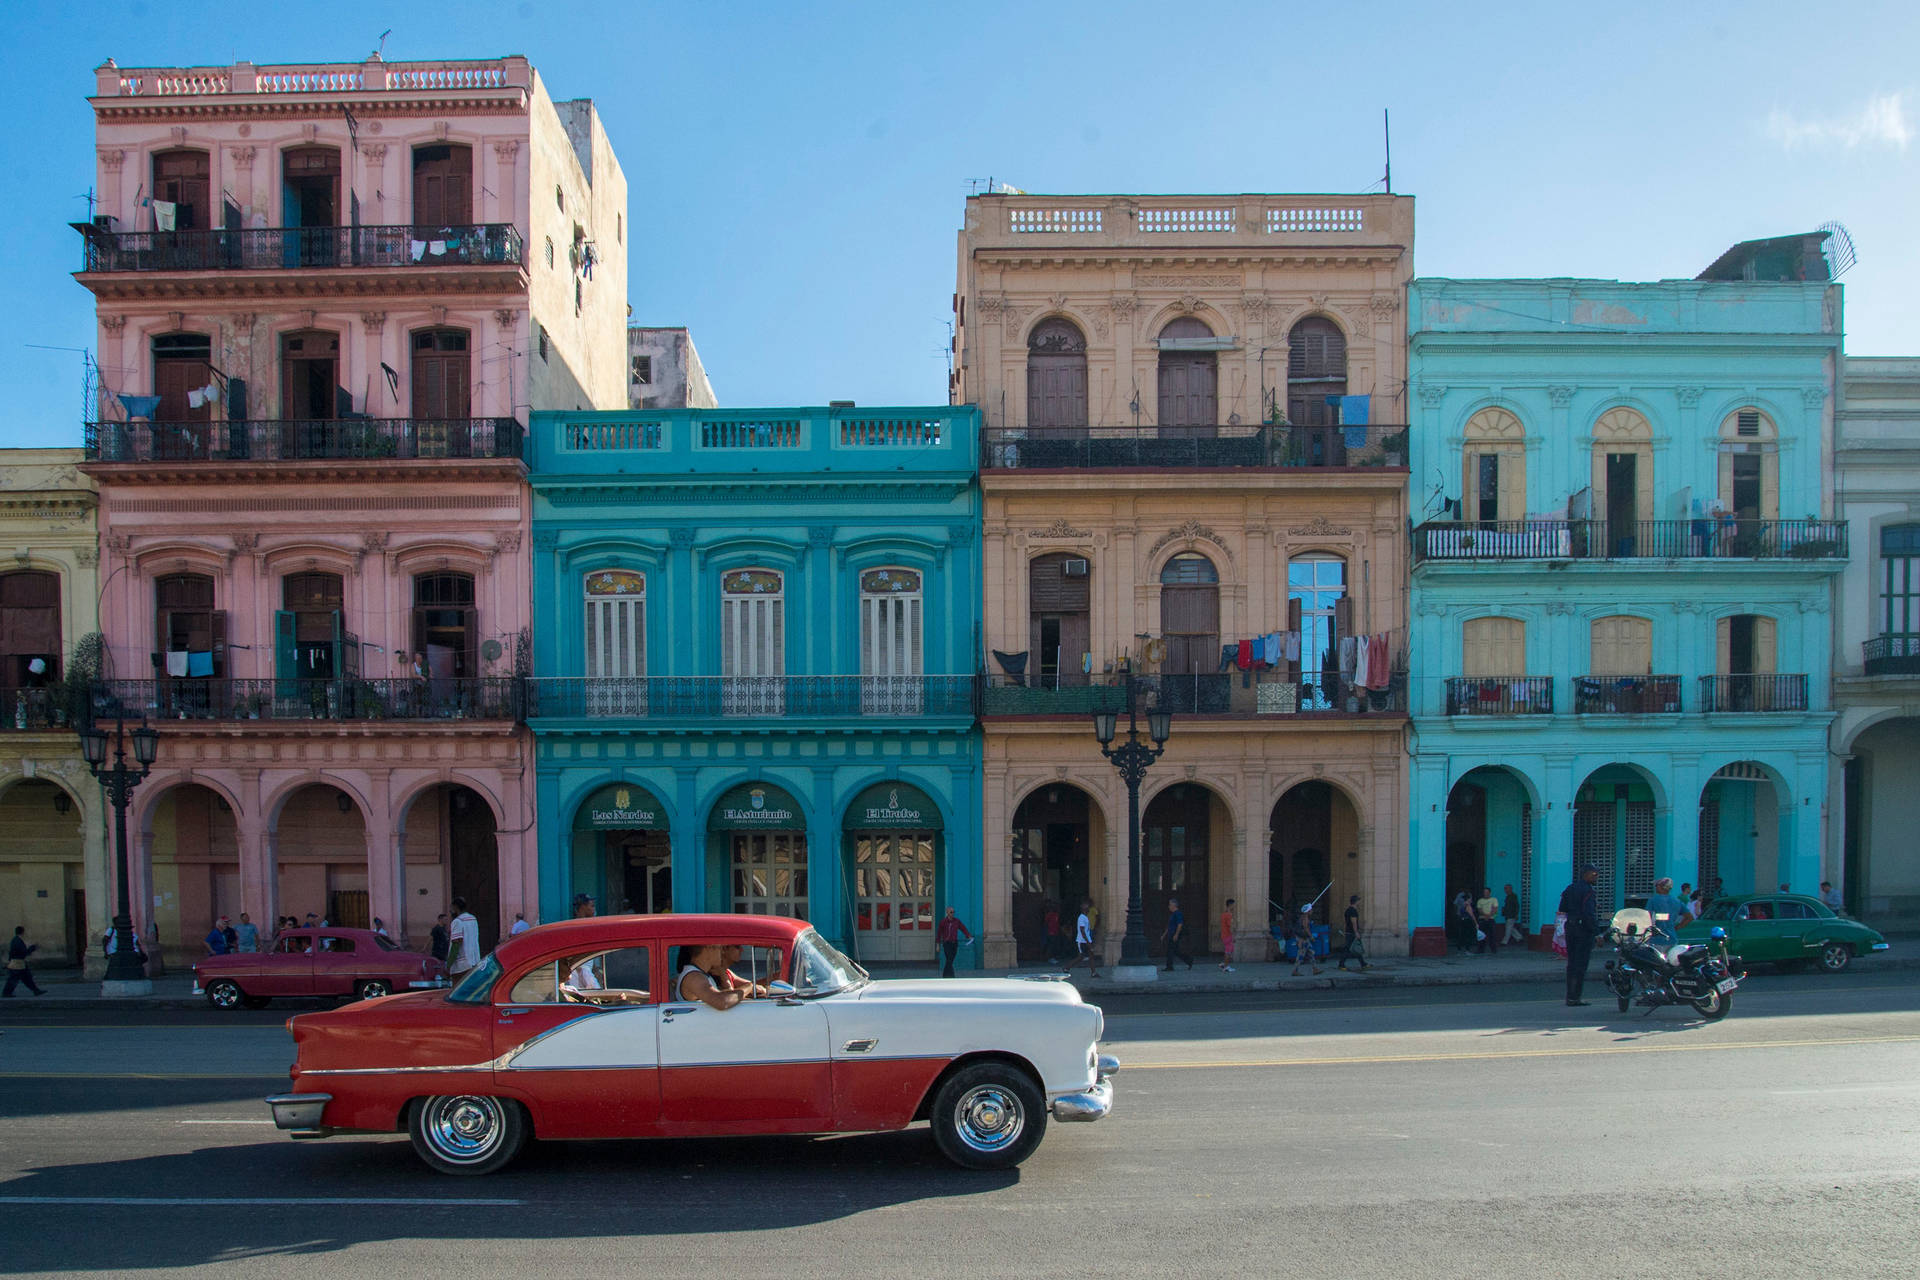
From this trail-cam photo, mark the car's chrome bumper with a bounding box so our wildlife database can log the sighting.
[1871,942,1891,952]
[1051,1054,1119,1121]
[190,983,202,995]
[264,1092,332,1131]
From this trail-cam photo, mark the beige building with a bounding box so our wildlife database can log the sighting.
[0,451,105,970]
[955,192,1414,966]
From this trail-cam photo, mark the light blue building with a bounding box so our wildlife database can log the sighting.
[1406,245,1847,952]
[526,406,981,965]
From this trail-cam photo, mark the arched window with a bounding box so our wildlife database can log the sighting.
[1158,317,1217,434]
[721,568,784,715]
[860,567,923,713]
[411,143,473,227]
[1718,407,1778,523]
[1288,555,1348,709]
[1590,408,1653,555]
[0,570,61,690]
[1026,318,1087,431]
[1286,317,1347,427]
[151,148,210,231]
[583,569,645,716]
[1462,408,1526,524]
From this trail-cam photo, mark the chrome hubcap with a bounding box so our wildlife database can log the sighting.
[211,984,238,1007]
[953,1085,1024,1153]
[426,1096,502,1162]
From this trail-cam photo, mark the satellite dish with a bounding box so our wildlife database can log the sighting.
[481,638,504,662]
[1819,221,1857,279]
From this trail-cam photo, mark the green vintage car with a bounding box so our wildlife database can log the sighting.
[1678,894,1891,973]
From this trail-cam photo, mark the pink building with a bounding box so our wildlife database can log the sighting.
[77,55,628,965]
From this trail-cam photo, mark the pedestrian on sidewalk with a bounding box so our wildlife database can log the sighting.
[1043,900,1063,962]
[1450,892,1476,953]
[1219,899,1237,972]
[1337,895,1367,971]
[936,907,973,977]
[1475,887,1501,955]
[1501,884,1524,947]
[1061,899,1101,979]
[5,926,45,997]
[235,913,258,954]
[1289,904,1322,977]
[1162,896,1193,971]
[448,898,480,978]
[221,917,239,954]
[509,912,531,936]
[429,913,451,964]
[1559,865,1601,1007]
[203,918,230,956]
[1819,881,1843,911]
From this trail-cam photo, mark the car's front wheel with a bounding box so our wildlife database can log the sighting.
[929,1062,1047,1171]
[1818,941,1853,974]
[355,978,392,1001]
[204,979,244,1011]
[408,1095,527,1176]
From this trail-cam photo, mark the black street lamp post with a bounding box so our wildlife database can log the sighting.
[1092,672,1172,974]
[80,712,160,989]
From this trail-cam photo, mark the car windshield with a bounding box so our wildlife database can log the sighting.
[447,955,501,1004]
[791,928,867,996]
[1699,901,1738,921]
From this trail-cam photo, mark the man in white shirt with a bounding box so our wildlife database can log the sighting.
[1059,898,1101,979]
[508,913,531,936]
[1819,881,1844,911]
[447,898,481,977]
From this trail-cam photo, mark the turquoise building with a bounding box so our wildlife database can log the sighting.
[526,406,981,965]
[1406,253,1847,952]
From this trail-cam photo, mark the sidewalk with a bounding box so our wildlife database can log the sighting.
[9,942,1912,1009]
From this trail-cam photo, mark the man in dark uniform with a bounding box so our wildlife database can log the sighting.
[1559,865,1601,1006]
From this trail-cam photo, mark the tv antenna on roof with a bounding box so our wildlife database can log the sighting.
[1818,221,1857,278]
[373,29,391,59]
[1383,108,1392,194]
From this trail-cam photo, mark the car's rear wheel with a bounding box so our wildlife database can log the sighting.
[408,1095,526,1176]
[1818,942,1853,974]
[205,979,244,1011]
[929,1062,1047,1171]
[241,995,272,1009]
[1691,990,1732,1020]
[355,978,392,1001]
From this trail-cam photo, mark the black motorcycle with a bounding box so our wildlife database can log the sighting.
[1602,907,1744,1020]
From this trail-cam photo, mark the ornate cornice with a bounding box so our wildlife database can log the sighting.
[1285,516,1352,538]
[1027,517,1092,539]
[1147,519,1234,563]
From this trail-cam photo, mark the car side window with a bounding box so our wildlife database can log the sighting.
[1746,902,1773,922]
[277,936,311,954]
[321,936,355,953]
[1775,901,1812,920]
[669,944,783,1001]
[564,946,651,1005]
[506,962,562,1004]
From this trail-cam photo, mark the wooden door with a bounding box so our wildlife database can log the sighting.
[1157,317,1218,435]
[280,331,339,424]
[152,149,210,231]
[1029,554,1090,688]
[721,570,784,715]
[411,144,473,227]
[1026,318,1088,431]
[1286,317,1347,426]
[1143,785,1210,955]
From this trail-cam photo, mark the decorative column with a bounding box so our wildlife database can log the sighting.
[1667,754,1702,893]
[981,763,1014,969]
[364,771,401,942]
[1409,753,1449,956]
[1540,755,1577,934]
[234,766,272,932]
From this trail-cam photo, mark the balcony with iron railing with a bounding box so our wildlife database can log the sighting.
[1697,674,1809,713]
[1573,675,1683,715]
[1412,519,1848,564]
[982,424,1407,471]
[84,417,524,465]
[530,406,978,476]
[75,223,525,276]
[92,678,521,724]
[1444,676,1555,716]
[1862,634,1920,676]
[982,672,1405,718]
[526,676,978,722]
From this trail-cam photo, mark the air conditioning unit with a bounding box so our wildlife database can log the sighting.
[1062,559,1089,577]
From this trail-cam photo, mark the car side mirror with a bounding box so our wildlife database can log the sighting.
[766,979,801,1006]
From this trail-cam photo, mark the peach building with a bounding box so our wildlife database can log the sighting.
[76,55,627,966]
[955,192,1415,965]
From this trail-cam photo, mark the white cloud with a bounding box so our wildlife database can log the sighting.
[1766,92,1912,151]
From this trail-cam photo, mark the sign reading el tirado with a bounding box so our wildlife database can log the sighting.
[574,783,667,831]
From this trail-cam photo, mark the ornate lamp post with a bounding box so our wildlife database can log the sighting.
[80,712,159,994]
[1092,672,1172,979]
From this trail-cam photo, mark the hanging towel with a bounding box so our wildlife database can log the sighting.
[187,651,214,678]
[1354,637,1371,691]
[1338,634,1357,675]
[1339,395,1371,425]
[165,651,189,678]
[1344,424,1369,449]
[1284,630,1301,662]
[116,393,163,420]
[1368,634,1392,690]
[410,239,428,261]
[429,239,448,256]
[152,200,176,231]
[187,388,207,409]
[1236,639,1253,671]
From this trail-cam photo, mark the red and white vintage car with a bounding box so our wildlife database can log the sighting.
[266,914,1115,1172]
[194,927,447,1009]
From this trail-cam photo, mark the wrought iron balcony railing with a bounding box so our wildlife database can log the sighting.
[1445,676,1554,716]
[1697,674,1809,712]
[76,223,525,274]
[1413,518,1848,563]
[526,676,977,720]
[1862,634,1920,676]
[982,424,1407,470]
[91,678,521,723]
[1,687,82,732]
[1573,675,1682,715]
[84,418,524,464]
[981,673,1404,717]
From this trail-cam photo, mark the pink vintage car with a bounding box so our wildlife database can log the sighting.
[192,927,447,1009]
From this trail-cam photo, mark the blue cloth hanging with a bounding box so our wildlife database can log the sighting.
[1339,394,1370,424]
[186,651,214,678]
[116,393,163,419]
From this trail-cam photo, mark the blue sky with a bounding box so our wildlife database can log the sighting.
[4,0,1916,446]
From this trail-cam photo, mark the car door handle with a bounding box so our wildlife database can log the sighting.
[662,1005,697,1022]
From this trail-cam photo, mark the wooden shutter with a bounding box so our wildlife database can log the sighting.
[1715,617,1732,675]
[153,150,210,231]
[1334,595,1354,646]
[1592,616,1651,674]
[1463,617,1524,677]
[210,611,227,677]
[154,354,213,423]
[1498,449,1526,521]
[412,145,473,227]
[1754,617,1776,674]
[1286,597,1303,683]
[274,610,296,680]
[1028,555,1090,611]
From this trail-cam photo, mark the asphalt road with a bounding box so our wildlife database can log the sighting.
[2,972,1917,1278]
